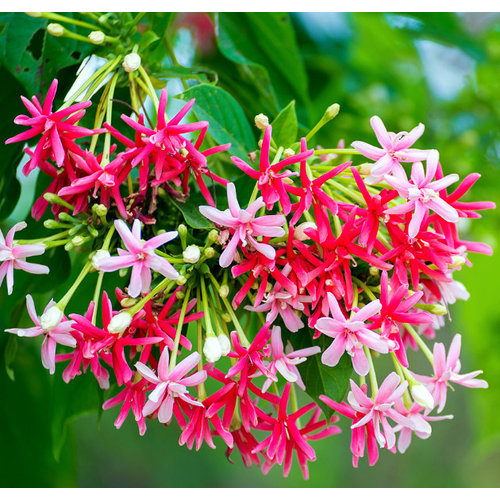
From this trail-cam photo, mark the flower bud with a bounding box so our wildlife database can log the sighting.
[203,336,222,363]
[219,285,229,298]
[183,245,200,264]
[204,247,215,259]
[25,12,42,17]
[120,297,137,308]
[218,334,231,355]
[411,384,435,410]
[324,103,340,121]
[283,148,295,159]
[47,23,64,37]
[178,224,188,237]
[40,306,64,331]
[92,249,110,270]
[295,222,317,241]
[176,275,187,286]
[122,53,141,72]
[72,235,85,247]
[208,229,219,243]
[254,113,269,130]
[369,266,379,277]
[89,31,105,45]
[94,204,108,217]
[108,312,132,334]
[430,303,447,316]
[449,255,466,269]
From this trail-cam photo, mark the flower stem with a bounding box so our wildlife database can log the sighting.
[169,286,192,370]
[404,323,434,365]
[58,260,94,311]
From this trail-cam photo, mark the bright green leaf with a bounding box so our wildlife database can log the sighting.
[270,100,298,148]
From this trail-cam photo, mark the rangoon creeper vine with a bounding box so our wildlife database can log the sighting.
[2,12,495,479]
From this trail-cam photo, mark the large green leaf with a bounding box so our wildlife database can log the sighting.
[178,83,255,159]
[270,100,298,148]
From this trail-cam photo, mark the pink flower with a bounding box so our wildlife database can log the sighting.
[352,115,428,183]
[199,182,286,267]
[315,293,393,375]
[98,219,179,298]
[385,150,459,238]
[6,79,99,172]
[6,295,75,374]
[413,334,488,412]
[0,222,49,294]
[135,348,207,424]
[260,325,320,392]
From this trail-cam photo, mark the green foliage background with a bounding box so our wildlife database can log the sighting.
[0,12,499,487]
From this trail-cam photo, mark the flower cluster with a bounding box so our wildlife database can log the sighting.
[4,55,493,480]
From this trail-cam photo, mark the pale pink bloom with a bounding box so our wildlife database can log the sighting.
[245,283,312,333]
[135,348,206,424]
[348,373,418,449]
[392,401,453,453]
[0,222,49,294]
[98,219,179,298]
[6,295,76,374]
[199,182,285,267]
[352,116,428,183]
[414,334,488,413]
[385,150,459,238]
[261,326,320,392]
[315,293,393,376]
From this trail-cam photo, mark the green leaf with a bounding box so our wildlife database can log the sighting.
[286,325,353,418]
[270,100,298,148]
[170,193,213,230]
[4,335,17,381]
[50,374,101,461]
[178,83,255,159]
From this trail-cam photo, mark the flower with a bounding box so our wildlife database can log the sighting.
[315,293,393,375]
[352,115,428,183]
[5,295,75,374]
[413,334,488,412]
[385,150,459,238]
[135,348,207,424]
[6,79,99,173]
[261,325,320,392]
[0,222,49,294]
[98,219,179,298]
[199,182,286,267]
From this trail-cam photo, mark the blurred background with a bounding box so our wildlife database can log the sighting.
[0,12,499,487]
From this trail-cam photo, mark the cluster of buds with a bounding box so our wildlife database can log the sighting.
[3,32,494,479]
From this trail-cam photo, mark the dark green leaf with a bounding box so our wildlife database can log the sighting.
[4,335,17,381]
[179,83,255,159]
[171,194,213,230]
[270,100,298,148]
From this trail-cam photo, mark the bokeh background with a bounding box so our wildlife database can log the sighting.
[0,12,499,487]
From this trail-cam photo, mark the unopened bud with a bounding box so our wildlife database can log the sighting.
[47,23,64,37]
[254,113,269,130]
[324,103,340,121]
[369,266,379,277]
[89,31,105,45]
[122,53,141,72]
[176,275,187,286]
[450,255,466,269]
[219,285,229,298]
[108,312,132,334]
[120,298,137,308]
[183,245,200,264]
[204,247,215,259]
[94,204,108,217]
[218,334,231,356]
[203,336,222,363]
[40,306,64,331]
[411,384,435,410]
[72,235,85,247]
[26,12,42,17]
[221,313,231,322]
[92,249,110,270]
[359,164,372,176]
[208,229,219,243]
[430,303,447,316]
[295,222,317,241]
[176,290,185,300]
[178,224,188,237]
[283,148,295,158]
[43,219,60,229]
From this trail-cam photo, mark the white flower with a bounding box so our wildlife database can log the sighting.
[183,245,201,264]
[411,384,435,410]
[218,334,231,356]
[64,55,112,102]
[203,336,222,363]
[123,53,141,73]
[108,312,132,334]
[40,305,64,331]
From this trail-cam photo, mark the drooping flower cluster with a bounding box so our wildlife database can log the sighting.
[3,45,493,482]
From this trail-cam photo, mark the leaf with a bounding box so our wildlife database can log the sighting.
[50,374,101,461]
[3,335,17,381]
[286,325,353,418]
[171,193,213,230]
[178,83,255,159]
[270,100,298,148]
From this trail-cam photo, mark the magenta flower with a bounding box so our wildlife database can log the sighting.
[315,293,393,376]
[352,115,428,183]
[135,348,207,424]
[385,150,459,238]
[0,222,49,294]
[6,79,99,173]
[261,326,320,392]
[98,219,179,298]
[413,334,488,413]
[6,295,75,374]
[199,182,286,267]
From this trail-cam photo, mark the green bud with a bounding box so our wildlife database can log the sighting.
[71,235,85,247]
[176,275,187,286]
[93,204,108,217]
[204,247,215,259]
[178,224,188,237]
[208,229,219,243]
[324,103,340,121]
[47,23,64,37]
